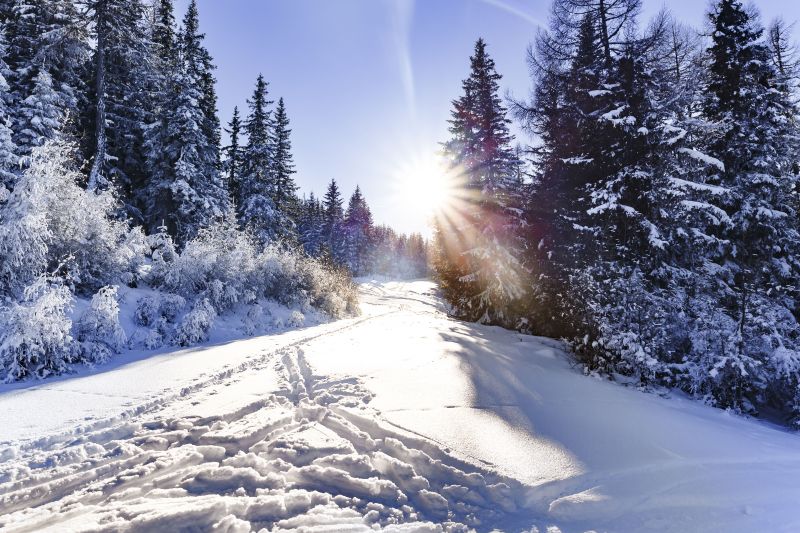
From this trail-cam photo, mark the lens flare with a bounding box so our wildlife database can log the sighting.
[392,153,458,228]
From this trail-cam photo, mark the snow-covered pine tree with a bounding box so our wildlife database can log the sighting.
[322,178,345,262]
[271,97,299,224]
[698,0,800,416]
[224,105,243,203]
[298,192,325,257]
[146,0,228,244]
[435,38,526,327]
[5,0,87,159]
[83,0,151,219]
[0,23,19,194]
[237,74,291,244]
[142,0,177,232]
[342,186,373,274]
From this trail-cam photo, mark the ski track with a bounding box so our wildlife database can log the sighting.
[0,294,543,532]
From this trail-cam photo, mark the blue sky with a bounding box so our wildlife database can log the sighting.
[177,0,798,235]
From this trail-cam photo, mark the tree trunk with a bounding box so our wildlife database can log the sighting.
[87,1,107,191]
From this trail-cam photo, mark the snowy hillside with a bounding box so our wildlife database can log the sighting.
[1,280,799,532]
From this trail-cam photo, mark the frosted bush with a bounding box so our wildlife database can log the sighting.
[241,304,270,336]
[161,218,257,313]
[135,293,186,328]
[141,329,164,350]
[259,245,303,305]
[176,298,216,346]
[146,226,178,287]
[0,140,146,297]
[0,276,76,381]
[75,286,127,364]
[287,310,305,328]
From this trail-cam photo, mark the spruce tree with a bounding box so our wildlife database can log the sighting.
[322,178,345,261]
[238,74,285,243]
[298,192,325,257]
[436,38,526,326]
[699,0,800,414]
[342,186,373,274]
[224,106,243,202]
[142,0,177,230]
[271,97,299,221]
[144,0,227,242]
[0,23,18,194]
[84,0,151,220]
[5,0,87,158]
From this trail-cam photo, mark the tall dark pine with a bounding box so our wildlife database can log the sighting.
[145,0,228,242]
[298,192,325,257]
[700,0,800,414]
[271,97,298,220]
[85,0,151,220]
[142,0,177,230]
[5,0,87,159]
[322,178,345,261]
[0,22,18,193]
[237,74,292,243]
[224,106,243,202]
[342,186,373,274]
[435,38,526,327]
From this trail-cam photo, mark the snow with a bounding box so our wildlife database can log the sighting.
[669,176,728,195]
[677,148,725,171]
[1,280,800,532]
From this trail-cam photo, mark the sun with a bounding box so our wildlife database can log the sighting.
[392,153,457,228]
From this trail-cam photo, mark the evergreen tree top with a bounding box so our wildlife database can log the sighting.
[323,178,344,221]
[245,74,272,149]
[153,0,176,61]
[706,0,764,117]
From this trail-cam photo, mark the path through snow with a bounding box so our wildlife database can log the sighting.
[1,280,800,532]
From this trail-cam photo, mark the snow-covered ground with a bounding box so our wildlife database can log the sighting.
[1,280,799,532]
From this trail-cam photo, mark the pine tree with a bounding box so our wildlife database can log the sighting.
[298,192,325,257]
[342,186,373,274]
[322,178,345,261]
[4,0,88,160]
[435,38,526,326]
[84,0,151,222]
[237,74,288,243]
[271,97,299,221]
[143,0,227,243]
[224,105,243,202]
[142,0,177,231]
[0,23,19,194]
[699,0,800,414]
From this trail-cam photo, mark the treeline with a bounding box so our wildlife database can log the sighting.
[434,0,800,425]
[298,181,428,278]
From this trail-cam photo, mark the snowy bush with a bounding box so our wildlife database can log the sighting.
[75,286,127,364]
[133,293,186,348]
[0,276,76,382]
[0,140,147,297]
[159,217,258,313]
[288,310,305,328]
[155,219,358,327]
[241,304,270,336]
[176,298,217,346]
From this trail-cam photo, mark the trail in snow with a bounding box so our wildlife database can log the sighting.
[1,280,800,532]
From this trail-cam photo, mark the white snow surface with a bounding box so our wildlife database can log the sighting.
[1,280,800,532]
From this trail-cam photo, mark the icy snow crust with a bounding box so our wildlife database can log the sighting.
[1,280,800,532]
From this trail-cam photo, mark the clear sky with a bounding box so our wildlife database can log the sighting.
[176,0,799,236]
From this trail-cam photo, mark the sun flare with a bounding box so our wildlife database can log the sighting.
[392,153,457,229]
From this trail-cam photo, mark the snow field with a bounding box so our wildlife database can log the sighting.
[2,280,800,532]
[0,319,538,531]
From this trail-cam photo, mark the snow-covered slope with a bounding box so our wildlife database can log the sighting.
[1,280,799,532]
